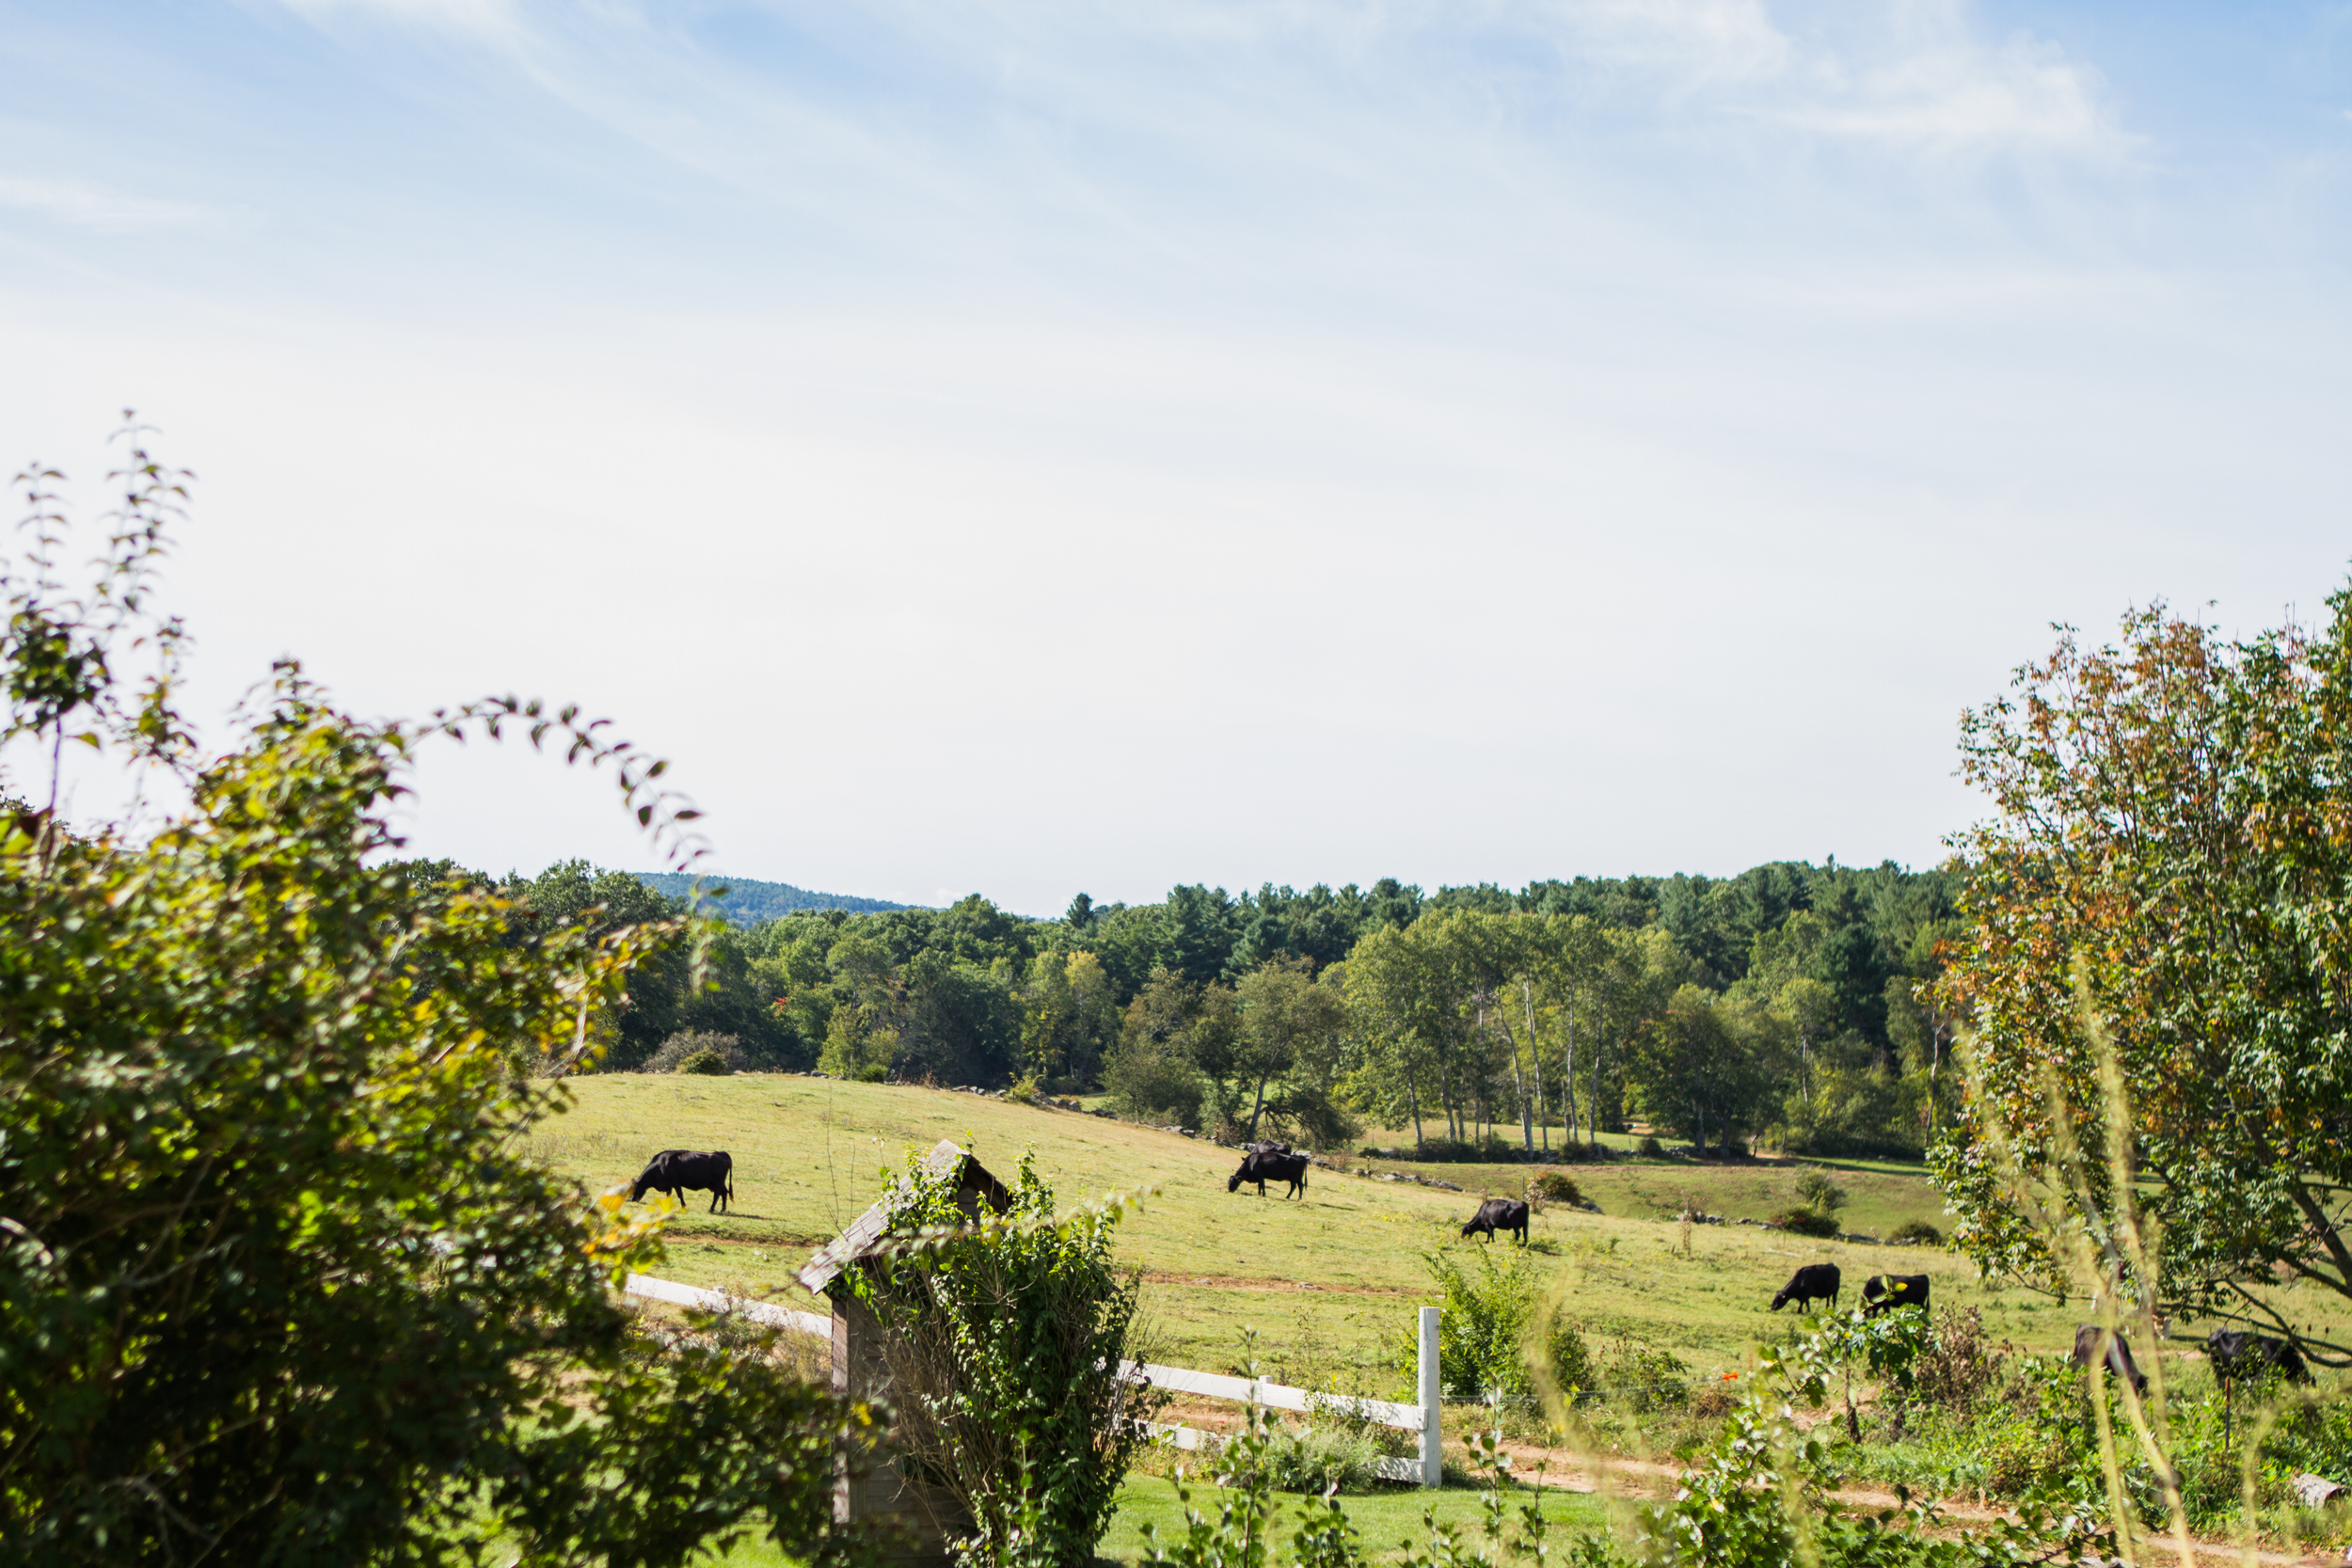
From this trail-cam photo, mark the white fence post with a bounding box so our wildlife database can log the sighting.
[1418,1305,1440,1488]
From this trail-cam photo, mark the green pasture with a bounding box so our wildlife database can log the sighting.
[1339,1126,1952,1243]
[527,1074,2068,1381]
[700,1476,1615,1566]
[531,1073,2352,1559]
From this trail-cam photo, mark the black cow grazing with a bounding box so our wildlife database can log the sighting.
[631,1149,735,1213]
[1461,1198,1531,1245]
[2206,1330,2312,1387]
[2073,1324,2149,1394]
[1861,1274,1931,1319]
[1770,1263,1841,1313]
[1228,1149,1310,1199]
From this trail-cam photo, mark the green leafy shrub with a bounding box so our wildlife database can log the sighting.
[840,1149,1161,1568]
[1635,1136,1665,1157]
[1913,1343,2352,1539]
[1103,1033,1206,1128]
[645,1028,748,1073]
[0,434,873,1567]
[1983,1422,2081,1497]
[1144,1394,1556,1568]
[817,1002,898,1083]
[1350,1138,1523,1164]
[1146,1323,2129,1568]
[1772,1209,1841,1237]
[1595,1337,1691,1414]
[675,1046,733,1075]
[1610,1327,2115,1568]
[1527,1170,1582,1206]
[1907,1307,2004,1415]
[1409,1247,1591,1403]
[1888,1219,1944,1246]
[1219,1420,1391,1495]
[1793,1167,1851,1216]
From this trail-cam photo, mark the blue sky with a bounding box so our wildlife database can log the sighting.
[5,1,2349,911]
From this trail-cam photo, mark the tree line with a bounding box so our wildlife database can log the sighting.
[426,859,1963,1158]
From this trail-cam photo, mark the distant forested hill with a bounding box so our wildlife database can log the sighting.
[513,860,1958,1160]
[631,872,913,922]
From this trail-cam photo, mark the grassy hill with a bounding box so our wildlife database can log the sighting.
[527,1074,2075,1384]
[630,871,913,921]
[531,1073,2352,1566]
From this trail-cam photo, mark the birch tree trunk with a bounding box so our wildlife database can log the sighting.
[1522,977,1548,1154]
[1492,985,1534,1154]
[1563,987,1581,1148]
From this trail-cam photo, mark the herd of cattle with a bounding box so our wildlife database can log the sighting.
[628,1143,2320,1387]
[1222,1145,2325,1390]
[1760,1259,2314,1390]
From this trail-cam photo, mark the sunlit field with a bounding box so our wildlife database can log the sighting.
[529,1073,2084,1384]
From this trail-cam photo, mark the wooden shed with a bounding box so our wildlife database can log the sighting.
[797,1140,1010,1567]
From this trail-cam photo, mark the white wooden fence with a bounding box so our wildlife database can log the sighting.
[624,1276,1444,1488]
[625,1272,833,1338]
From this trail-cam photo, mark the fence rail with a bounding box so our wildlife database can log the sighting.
[621,1276,1442,1488]
[1120,1362,1422,1431]
[623,1273,833,1339]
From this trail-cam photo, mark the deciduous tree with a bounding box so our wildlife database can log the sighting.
[0,436,874,1565]
[1934,592,2352,1358]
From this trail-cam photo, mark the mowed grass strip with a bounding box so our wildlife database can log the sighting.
[526,1075,2093,1379]
[696,1477,1618,1567]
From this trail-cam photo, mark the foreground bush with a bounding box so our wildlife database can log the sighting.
[840,1150,1162,1568]
[1409,1246,1592,1403]
[1148,1320,2117,1568]
[0,436,876,1567]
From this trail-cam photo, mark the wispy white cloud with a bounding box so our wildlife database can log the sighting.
[3,0,2338,909]
[1772,8,2125,156]
[271,0,520,43]
[1548,0,1794,88]
[0,174,224,233]
[1515,0,2122,155]
[264,0,2115,162]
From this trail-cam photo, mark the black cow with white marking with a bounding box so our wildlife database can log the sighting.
[1861,1274,1930,1319]
[1770,1263,1841,1313]
[1228,1149,1310,1199]
[2206,1330,2311,1387]
[631,1148,735,1213]
[1461,1198,1531,1245]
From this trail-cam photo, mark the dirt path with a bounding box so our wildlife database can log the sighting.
[1489,1441,2341,1566]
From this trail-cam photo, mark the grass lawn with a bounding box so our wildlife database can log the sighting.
[524,1074,2352,1563]
[524,1073,2073,1383]
[1338,1127,1952,1243]
[697,1477,1616,1566]
[1093,1475,1614,1564]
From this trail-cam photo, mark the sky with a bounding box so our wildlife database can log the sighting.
[3,1,2349,913]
